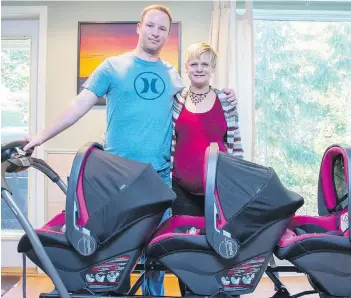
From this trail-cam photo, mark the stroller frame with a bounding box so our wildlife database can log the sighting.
[1,140,337,298]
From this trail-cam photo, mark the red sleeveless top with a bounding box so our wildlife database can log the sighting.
[172,96,227,193]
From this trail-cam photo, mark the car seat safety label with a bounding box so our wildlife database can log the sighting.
[217,257,265,291]
[84,255,130,288]
[340,212,349,232]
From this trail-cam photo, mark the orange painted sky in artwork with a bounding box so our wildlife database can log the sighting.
[79,23,180,78]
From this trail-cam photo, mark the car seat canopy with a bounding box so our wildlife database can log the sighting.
[65,143,175,254]
[215,152,304,245]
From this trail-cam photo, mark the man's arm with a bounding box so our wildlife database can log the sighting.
[23,89,99,151]
[215,88,238,106]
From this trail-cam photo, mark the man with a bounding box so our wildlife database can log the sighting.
[24,4,236,295]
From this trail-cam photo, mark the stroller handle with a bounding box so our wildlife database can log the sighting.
[1,140,32,162]
[1,140,67,195]
[205,143,240,259]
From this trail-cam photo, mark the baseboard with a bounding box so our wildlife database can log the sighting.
[1,267,38,276]
[1,267,179,279]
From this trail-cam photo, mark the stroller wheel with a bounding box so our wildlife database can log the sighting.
[307,276,351,298]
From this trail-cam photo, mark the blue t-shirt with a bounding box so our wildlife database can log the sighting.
[83,52,184,171]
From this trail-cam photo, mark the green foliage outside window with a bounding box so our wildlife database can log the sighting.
[1,45,30,127]
[254,21,351,215]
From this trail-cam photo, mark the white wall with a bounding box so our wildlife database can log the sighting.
[3,1,213,151]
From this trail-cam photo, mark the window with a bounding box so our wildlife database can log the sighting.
[1,38,31,229]
[254,17,351,215]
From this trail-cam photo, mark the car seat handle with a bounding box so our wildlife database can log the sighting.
[205,143,240,259]
[65,142,103,256]
[69,200,99,256]
[344,146,351,242]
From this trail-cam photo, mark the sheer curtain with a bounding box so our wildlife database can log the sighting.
[208,0,255,161]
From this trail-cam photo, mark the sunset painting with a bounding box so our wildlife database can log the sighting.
[77,22,181,93]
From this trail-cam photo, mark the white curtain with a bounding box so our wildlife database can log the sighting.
[208,0,255,161]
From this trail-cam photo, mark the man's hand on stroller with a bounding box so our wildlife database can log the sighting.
[23,134,44,151]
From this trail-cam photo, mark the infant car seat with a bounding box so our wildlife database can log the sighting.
[147,143,303,297]
[276,144,351,298]
[17,142,175,293]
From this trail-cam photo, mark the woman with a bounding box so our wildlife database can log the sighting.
[171,42,244,216]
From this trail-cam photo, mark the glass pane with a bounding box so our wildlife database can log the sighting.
[1,38,31,230]
[254,21,351,215]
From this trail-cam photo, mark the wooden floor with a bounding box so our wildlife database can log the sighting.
[2,274,319,298]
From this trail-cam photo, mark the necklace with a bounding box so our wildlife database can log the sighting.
[188,87,211,105]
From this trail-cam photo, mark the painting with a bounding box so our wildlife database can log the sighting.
[77,21,181,94]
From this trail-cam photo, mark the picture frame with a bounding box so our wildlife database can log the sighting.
[77,21,182,96]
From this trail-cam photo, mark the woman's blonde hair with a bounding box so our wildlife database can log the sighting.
[185,42,217,68]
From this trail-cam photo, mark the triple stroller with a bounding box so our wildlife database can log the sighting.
[1,140,350,298]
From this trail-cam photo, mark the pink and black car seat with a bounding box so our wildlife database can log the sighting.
[17,143,175,293]
[146,143,304,297]
[276,144,351,298]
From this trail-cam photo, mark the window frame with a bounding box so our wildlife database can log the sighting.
[253,8,351,22]
[251,8,351,212]
[1,6,47,238]
[252,8,351,268]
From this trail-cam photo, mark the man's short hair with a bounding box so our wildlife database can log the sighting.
[185,42,218,68]
[140,5,173,29]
